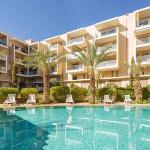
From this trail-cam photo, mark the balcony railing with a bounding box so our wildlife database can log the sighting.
[96,60,117,69]
[97,43,117,54]
[0,54,6,60]
[15,58,26,65]
[67,36,84,46]
[68,64,83,71]
[97,27,117,38]
[136,18,150,27]
[15,47,28,54]
[49,43,58,50]
[136,37,150,46]
[67,52,81,60]
[137,54,150,64]
[0,66,6,72]
[28,71,38,75]
[0,39,7,46]
[17,71,28,75]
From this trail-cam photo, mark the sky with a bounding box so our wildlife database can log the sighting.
[0,0,149,41]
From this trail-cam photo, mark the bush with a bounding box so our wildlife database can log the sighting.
[50,86,70,103]
[50,85,88,103]
[71,85,88,103]
[117,87,135,102]
[142,87,150,100]
[0,88,18,103]
[20,88,38,103]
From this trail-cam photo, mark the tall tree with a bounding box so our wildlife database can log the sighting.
[11,62,17,87]
[126,57,142,102]
[70,40,109,103]
[26,44,64,103]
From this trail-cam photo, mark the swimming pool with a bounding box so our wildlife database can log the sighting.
[0,106,150,150]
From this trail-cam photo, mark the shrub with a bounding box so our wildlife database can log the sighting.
[117,87,135,102]
[142,87,150,100]
[20,88,38,103]
[0,88,18,103]
[50,85,88,103]
[96,88,109,101]
[71,85,88,103]
[50,86,70,103]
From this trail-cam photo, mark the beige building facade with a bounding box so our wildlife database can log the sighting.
[0,7,150,89]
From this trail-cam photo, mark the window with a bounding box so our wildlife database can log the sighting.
[72,75,77,80]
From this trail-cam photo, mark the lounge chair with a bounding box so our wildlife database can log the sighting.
[124,95,132,104]
[103,95,112,104]
[4,94,16,105]
[26,94,36,104]
[66,95,74,104]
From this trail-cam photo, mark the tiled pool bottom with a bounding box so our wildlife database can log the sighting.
[0,106,150,150]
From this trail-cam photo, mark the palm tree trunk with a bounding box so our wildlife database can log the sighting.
[134,79,142,103]
[89,71,96,103]
[43,71,50,103]
[129,72,134,87]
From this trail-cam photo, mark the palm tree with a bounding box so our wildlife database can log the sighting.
[26,44,64,103]
[126,56,142,102]
[69,40,109,103]
[9,62,17,87]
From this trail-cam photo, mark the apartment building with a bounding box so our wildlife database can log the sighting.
[0,6,150,89]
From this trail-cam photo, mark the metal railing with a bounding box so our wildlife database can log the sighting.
[96,60,117,68]
[68,64,83,71]
[67,52,81,59]
[15,47,28,54]
[136,18,150,27]
[97,43,116,54]
[67,36,84,45]
[98,27,117,37]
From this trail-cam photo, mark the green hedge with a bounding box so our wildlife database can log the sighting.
[0,88,18,103]
[50,85,88,103]
[20,88,38,103]
[50,86,70,103]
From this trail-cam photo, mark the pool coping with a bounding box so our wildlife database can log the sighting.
[1,102,150,109]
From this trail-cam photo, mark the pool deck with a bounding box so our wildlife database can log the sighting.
[1,102,150,109]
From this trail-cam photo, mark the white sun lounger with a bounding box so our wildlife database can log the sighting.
[104,95,112,104]
[26,94,36,104]
[66,95,74,104]
[124,95,132,104]
[4,94,16,105]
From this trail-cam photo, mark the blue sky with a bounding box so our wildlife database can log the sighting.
[0,0,149,41]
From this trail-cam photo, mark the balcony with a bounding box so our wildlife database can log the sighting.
[15,58,27,65]
[67,52,81,60]
[48,43,58,51]
[135,18,150,36]
[0,33,7,49]
[0,54,7,60]
[96,27,117,44]
[50,67,57,74]
[137,54,150,66]
[28,71,38,76]
[0,66,6,73]
[136,37,150,51]
[15,46,28,54]
[67,64,84,73]
[97,43,117,54]
[96,59,117,70]
[17,71,28,76]
[67,36,86,48]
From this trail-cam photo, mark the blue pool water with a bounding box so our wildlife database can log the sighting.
[0,106,150,150]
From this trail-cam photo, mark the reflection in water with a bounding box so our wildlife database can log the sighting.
[0,106,150,150]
